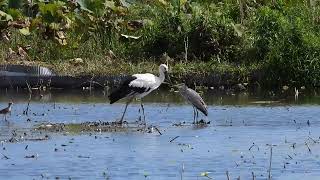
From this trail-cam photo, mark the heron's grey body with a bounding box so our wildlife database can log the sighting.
[178,84,208,123]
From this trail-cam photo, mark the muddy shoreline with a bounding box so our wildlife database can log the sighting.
[0,72,262,91]
[0,64,264,89]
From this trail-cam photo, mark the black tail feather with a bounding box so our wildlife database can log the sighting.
[108,87,129,104]
[108,76,137,104]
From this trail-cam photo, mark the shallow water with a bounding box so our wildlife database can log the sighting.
[1,89,320,179]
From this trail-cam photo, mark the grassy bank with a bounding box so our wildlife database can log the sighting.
[1,0,320,88]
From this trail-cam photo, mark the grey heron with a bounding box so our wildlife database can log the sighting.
[176,83,208,124]
[0,102,13,121]
[108,64,170,124]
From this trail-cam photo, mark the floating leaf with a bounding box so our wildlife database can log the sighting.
[200,171,212,179]
[143,171,149,178]
[19,27,30,36]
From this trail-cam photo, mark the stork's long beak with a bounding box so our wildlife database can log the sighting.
[164,71,172,85]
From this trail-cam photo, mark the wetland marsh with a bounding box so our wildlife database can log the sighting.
[0,90,320,179]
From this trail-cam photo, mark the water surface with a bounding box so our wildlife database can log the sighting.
[0,89,320,180]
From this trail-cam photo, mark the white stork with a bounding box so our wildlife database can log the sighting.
[108,64,170,124]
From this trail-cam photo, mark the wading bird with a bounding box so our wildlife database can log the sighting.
[177,83,208,123]
[108,64,170,124]
[0,102,13,121]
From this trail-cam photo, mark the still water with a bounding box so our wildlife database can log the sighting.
[0,89,320,180]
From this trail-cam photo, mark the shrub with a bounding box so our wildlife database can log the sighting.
[253,4,320,87]
[125,1,247,63]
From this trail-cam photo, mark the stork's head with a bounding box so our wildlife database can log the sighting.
[159,64,168,73]
[159,64,171,84]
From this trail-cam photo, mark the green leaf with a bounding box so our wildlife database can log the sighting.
[232,23,245,37]
[104,1,116,11]
[77,0,105,15]
[200,171,212,178]
[49,22,60,30]
[156,0,167,6]
[75,13,86,23]
[76,0,93,13]
[39,2,65,23]
[119,0,131,8]
[0,10,13,21]
[180,0,187,6]
[171,0,186,8]
[19,27,30,35]
[7,8,22,20]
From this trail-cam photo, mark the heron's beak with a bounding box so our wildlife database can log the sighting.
[164,71,172,85]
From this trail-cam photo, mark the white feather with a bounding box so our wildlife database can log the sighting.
[130,73,161,89]
[128,73,163,99]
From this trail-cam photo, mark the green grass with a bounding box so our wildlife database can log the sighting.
[1,0,320,88]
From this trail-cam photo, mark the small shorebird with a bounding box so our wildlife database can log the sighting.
[176,83,208,123]
[0,102,13,121]
[108,64,170,124]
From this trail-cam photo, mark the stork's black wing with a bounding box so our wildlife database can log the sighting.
[108,76,149,104]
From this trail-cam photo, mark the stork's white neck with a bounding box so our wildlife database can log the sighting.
[158,69,165,83]
[8,104,12,111]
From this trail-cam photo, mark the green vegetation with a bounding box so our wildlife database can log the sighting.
[1,0,320,88]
